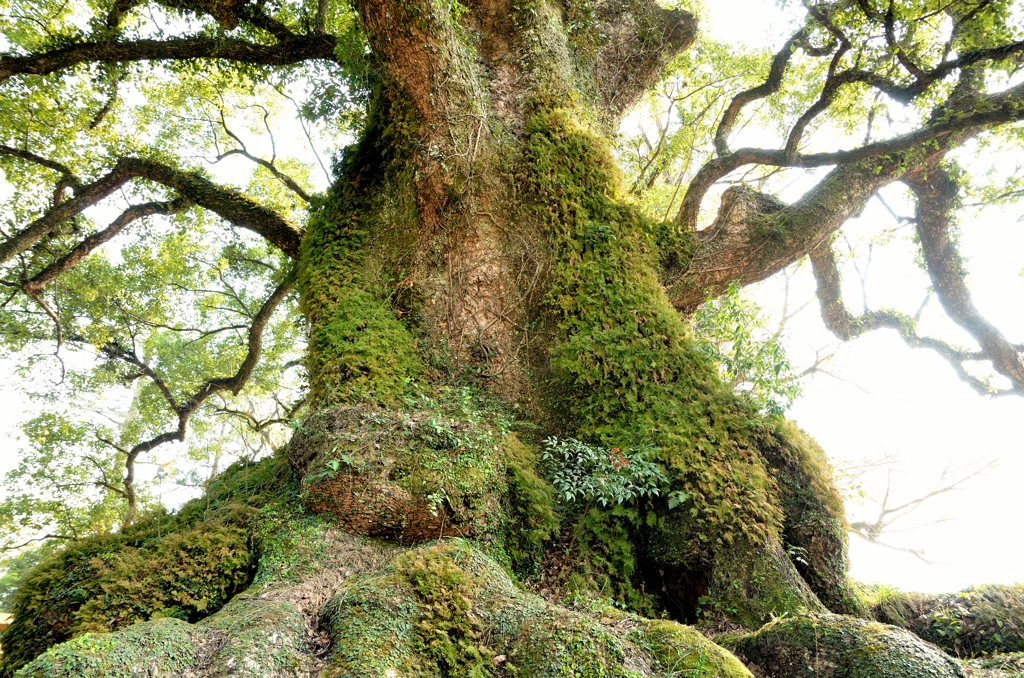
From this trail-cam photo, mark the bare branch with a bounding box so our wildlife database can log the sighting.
[715,28,808,156]
[214,109,312,202]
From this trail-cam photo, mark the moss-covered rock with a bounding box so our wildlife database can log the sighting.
[321,538,754,677]
[860,583,1024,657]
[8,514,397,678]
[723,612,967,678]
[13,617,199,678]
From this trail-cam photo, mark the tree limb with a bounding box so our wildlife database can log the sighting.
[808,238,1014,396]
[21,198,190,295]
[905,165,1024,393]
[0,34,337,84]
[113,264,296,524]
[0,156,302,265]
[592,0,698,117]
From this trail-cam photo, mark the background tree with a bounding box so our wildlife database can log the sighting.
[0,0,1022,675]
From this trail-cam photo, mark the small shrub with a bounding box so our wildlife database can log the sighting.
[541,436,667,507]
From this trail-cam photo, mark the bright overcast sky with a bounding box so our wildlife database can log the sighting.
[0,0,1021,595]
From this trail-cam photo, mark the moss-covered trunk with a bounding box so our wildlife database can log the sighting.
[2,1,880,676]
[292,0,859,626]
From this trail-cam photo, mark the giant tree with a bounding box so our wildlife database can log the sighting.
[0,0,1022,675]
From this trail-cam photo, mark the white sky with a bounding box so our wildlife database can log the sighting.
[0,0,1021,595]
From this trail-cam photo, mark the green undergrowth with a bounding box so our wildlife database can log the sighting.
[857,582,1024,657]
[521,103,847,626]
[320,538,754,677]
[962,652,1024,677]
[722,612,967,678]
[0,454,297,676]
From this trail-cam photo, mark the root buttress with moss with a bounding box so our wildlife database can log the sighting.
[0,0,980,676]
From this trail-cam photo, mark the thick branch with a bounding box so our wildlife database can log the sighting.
[0,33,337,84]
[906,166,1024,393]
[129,158,302,256]
[0,156,302,265]
[593,0,697,117]
[667,159,905,311]
[677,76,1024,232]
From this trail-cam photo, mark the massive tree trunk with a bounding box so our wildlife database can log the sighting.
[288,0,861,633]
[4,1,878,676]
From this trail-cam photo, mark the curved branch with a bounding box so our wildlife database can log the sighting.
[905,165,1024,393]
[808,238,1013,396]
[22,198,189,295]
[0,33,337,84]
[0,156,302,265]
[678,76,1024,232]
[667,158,908,311]
[115,265,296,524]
[714,28,807,156]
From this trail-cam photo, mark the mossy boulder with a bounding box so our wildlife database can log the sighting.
[723,612,967,678]
[11,617,199,678]
[861,583,1024,657]
[321,538,754,677]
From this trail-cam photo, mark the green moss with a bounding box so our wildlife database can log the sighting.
[12,617,198,678]
[859,582,1024,657]
[636,619,753,678]
[293,387,516,542]
[0,455,296,676]
[761,420,865,617]
[298,86,423,408]
[322,539,752,677]
[723,612,967,678]
[522,104,833,625]
[501,435,559,577]
[320,573,422,677]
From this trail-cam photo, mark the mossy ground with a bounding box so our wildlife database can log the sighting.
[722,612,967,678]
[857,582,1024,657]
